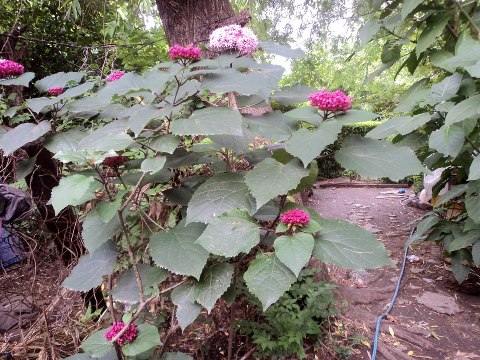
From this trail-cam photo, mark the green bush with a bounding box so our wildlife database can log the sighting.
[238,269,336,359]
[317,121,380,178]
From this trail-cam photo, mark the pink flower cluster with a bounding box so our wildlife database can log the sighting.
[280,209,310,227]
[104,322,137,345]
[308,90,353,112]
[209,24,258,54]
[0,59,25,78]
[169,44,201,61]
[48,87,64,96]
[106,71,125,82]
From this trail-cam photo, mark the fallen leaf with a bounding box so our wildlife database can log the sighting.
[389,326,395,338]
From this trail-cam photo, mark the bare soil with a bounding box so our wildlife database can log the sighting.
[305,184,480,360]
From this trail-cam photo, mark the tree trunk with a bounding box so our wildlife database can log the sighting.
[155,0,250,46]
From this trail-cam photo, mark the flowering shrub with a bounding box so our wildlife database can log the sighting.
[0,59,24,78]
[308,90,353,113]
[168,44,201,62]
[280,209,310,227]
[104,322,138,345]
[47,87,64,96]
[209,24,258,54]
[106,71,125,82]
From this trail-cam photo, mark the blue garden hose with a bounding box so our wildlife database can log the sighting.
[371,227,416,360]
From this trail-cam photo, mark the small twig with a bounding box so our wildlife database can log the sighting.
[239,347,256,360]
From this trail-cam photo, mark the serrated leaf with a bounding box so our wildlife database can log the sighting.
[451,249,471,284]
[149,220,207,279]
[111,264,169,304]
[81,328,112,357]
[335,135,425,181]
[195,263,234,313]
[271,84,315,106]
[274,233,314,277]
[44,129,84,154]
[171,284,202,331]
[334,109,380,124]
[430,73,462,101]
[78,119,133,151]
[186,172,256,224]
[311,214,392,269]
[244,252,296,310]
[367,114,432,140]
[401,0,423,19]
[259,40,305,58]
[246,158,309,208]
[469,156,480,180]
[82,211,120,253]
[171,107,242,136]
[0,121,51,155]
[0,72,35,87]
[243,111,294,142]
[161,353,194,360]
[141,155,167,174]
[359,20,381,44]
[122,324,161,356]
[429,124,464,158]
[62,241,118,291]
[195,210,260,257]
[95,191,126,222]
[285,121,342,166]
[416,14,450,56]
[50,174,97,215]
[445,95,480,126]
[466,180,480,224]
[394,79,430,112]
[34,71,84,92]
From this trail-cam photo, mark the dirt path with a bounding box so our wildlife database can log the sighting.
[305,185,480,360]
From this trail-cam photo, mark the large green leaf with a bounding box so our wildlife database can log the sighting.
[394,79,430,112]
[122,104,168,136]
[466,180,480,224]
[141,155,167,174]
[434,184,468,207]
[468,156,480,180]
[81,329,112,358]
[259,40,305,58]
[149,220,208,279]
[243,111,294,142]
[44,129,84,154]
[0,121,51,155]
[122,324,161,356]
[149,135,180,154]
[451,249,472,284]
[430,73,462,101]
[111,264,169,304]
[472,241,480,266]
[62,241,118,291]
[0,72,35,87]
[416,14,450,56]
[50,174,98,215]
[245,158,309,208]
[82,211,120,253]
[429,124,465,158]
[195,210,260,257]
[446,231,480,252]
[335,135,425,181]
[401,0,424,19]
[285,121,342,166]
[34,71,84,92]
[195,263,234,313]
[334,109,379,125]
[26,97,59,113]
[311,214,392,269]
[284,106,322,126]
[271,84,315,106]
[243,252,296,310]
[445,95,480,126]
[274,233,314,277]
[58,82,95,99]
[359,20,381,44]
[171,284,202,331]
[171,108,243,136]
[78,119,133,151]
[186,172,256,224]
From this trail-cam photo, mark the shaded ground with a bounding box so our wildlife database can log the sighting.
[305,184,480,360]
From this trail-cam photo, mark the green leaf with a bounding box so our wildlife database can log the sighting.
[34,71,84,92]
[334,109,379,124]
[284,106,322,126]
[123,104,169,136]
[195,263,234,313]
[62,241,118,291]
[311,214,392,269]
[0,121,51,155]
[149,220,208,279]
[274,233,314,277]
[186,172,256,224]
[141,155,167,174]
[285,121,342,166]
[472,241,480,266]
[58,82,95,99]
[434,184,468,207]
[245,158,309,208]
[195,210,260,257]
[78,119,133,151]
[335,135,425,181]
[469,156,480,180]
[171,108,243,136]
[408,214,440,244]
[122,324,161,356]
[44,129,84,154]
[243,252,296,310]
[451,249,472,284]
[161,353,194,360]
[429,124,464,158]
[82,211,120,253]
[381,40,401,64]
[466,180,480,224]
[359,20,380,44]
[50,174,98,215]
[26,97,59,113]
[394,79,429,112]
[259,40,305,58]
[171,284,202,331]
[445,95,480,126]
[0,72,35,87]
[149,135,180,154]
[416,14,450,56]
[401,0,423,19]
[271,84,315,106]
[16,156,37,181]
[95,191,126,223]
[243,111,294,142]
[446,231,480,252]
[111,264,169,304]
[430,73,462,101]
[81,329,112,357]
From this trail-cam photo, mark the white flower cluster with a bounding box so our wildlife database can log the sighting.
[209,24,259,55]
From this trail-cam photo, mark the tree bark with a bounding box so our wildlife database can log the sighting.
[155,0,250,46]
